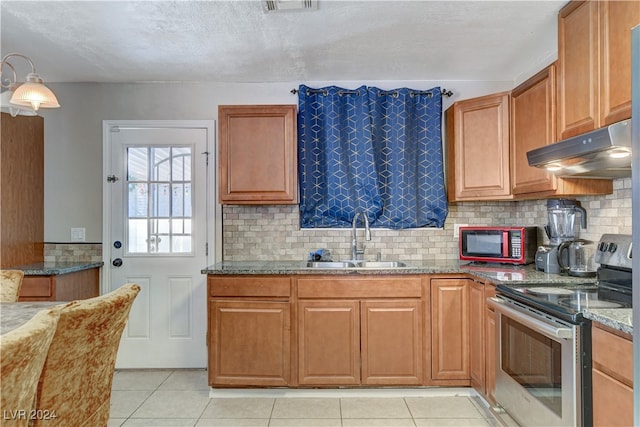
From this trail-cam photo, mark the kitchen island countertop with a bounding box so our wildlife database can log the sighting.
[12,261,103,276]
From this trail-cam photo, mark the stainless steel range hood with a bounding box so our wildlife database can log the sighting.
[527,119,632,178]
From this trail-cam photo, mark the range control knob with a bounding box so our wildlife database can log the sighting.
[598,242,608,252]
[608,243,618,253]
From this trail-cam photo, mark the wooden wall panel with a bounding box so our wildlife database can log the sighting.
[0,112,44,268]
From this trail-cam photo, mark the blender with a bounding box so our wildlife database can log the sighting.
[535,198,587,274]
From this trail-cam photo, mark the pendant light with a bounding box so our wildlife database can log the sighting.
[1,53,60,113]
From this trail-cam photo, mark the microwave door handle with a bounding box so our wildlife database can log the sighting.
[487,297,573,340]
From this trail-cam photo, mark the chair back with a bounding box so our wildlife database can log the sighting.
[33,283,140,427]
[1,308,61,427]
[0,270,25,302]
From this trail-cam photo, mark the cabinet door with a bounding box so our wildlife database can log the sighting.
[485,284,497,404]
[218,105,298,204]
[557,1,599,139]
[592,369,633,427]
[511,65,558,195]
[209,300,290,386]
[361,300,423,385]
[298,300,360,385]
[430,278,470,380]
[468,280,485,391]
[446,92,511,201]
[599,0,640,125]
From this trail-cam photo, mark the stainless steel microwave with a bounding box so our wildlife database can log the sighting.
[459,226,538,264]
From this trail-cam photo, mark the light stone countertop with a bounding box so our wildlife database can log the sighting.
[12,261,103,276]
[583,309,633,335]
[0,302,66,335]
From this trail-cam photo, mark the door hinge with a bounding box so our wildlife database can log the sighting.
[106,175,119,183]
[202,151,210,166]
[205,242,209,256]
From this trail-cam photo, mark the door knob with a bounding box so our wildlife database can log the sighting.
[112,258,123,267]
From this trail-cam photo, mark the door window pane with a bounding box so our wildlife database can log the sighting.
[126,145,194,255]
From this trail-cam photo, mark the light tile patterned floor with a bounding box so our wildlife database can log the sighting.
[109,369,501,427]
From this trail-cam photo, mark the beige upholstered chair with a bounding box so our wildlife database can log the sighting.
[0,270,25,302]
[32,283,141,427]
[0,308,61,427]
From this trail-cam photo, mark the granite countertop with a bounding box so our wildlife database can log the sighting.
[0,302,66,335]
[202,260,633,334]
[583,309,633,335]
[201,260,596,286]
[12,261,103,276]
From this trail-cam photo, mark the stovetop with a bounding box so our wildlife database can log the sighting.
[496,234,632,323]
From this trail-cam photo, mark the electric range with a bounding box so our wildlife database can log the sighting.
[496,234,633,323]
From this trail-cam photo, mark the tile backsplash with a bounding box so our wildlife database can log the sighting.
[44,243,103,263]
[222,178,632,262]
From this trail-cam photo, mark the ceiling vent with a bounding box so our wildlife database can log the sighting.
[263,0,318,13]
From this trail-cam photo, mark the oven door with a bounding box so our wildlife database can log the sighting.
[488,296,582,427]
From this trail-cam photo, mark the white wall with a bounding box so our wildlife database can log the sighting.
[40,79,513,242]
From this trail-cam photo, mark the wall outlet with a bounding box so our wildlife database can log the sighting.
[453,223,468,239]
[71,227,86,242]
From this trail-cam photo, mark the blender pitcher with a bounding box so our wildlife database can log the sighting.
[557,239,597,277]
[546,199,587,244]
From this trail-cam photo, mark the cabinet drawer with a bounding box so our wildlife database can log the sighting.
[20,277,53,297]
[592,324,633,387]
[208,276,291,297]
[297,276,422,299]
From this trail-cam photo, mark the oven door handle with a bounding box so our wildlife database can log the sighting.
[487,297,573,339]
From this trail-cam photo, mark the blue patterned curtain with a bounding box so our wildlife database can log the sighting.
[298,84,447,229]
[368,87,448,228]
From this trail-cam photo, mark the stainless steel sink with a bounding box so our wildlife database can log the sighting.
[305,260,408,269]
[354,261,407,268]
[306,261,357,268]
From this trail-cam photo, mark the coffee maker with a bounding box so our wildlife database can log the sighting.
[535,198,587,274]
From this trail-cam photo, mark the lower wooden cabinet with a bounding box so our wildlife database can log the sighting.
[430,278,470,383]
[361,300,423,385]
[484,283,497,404]
[591,323,633,427]
[209,300,291,386]
[298,300,360,385]
[18,267,100,302]
[297,277,424,386]
[469,280,485,390]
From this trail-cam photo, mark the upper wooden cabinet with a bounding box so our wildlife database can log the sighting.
[446,92,512,202]
[557,0,640,140]
[0,113,44,268]
[511,64,612,198]
[218,105,298,204]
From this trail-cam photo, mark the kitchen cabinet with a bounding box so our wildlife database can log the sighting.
[430,278,470,383]
[298,300,360,385]
[218,105,298,204]
[469,279,484,391]
[0,113,44,268]
[510,64,612,198]
[297,276,423,386]
[468,278,497,402]
[484,283,497,404]
[446,92,512,201]
[591,322,633,427]
[557,1,640,140]
[18,267,100,302]
[207,276,292,386]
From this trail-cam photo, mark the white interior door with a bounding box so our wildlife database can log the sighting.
[103,121,213,368]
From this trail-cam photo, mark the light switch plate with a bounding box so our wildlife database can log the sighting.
[453,223,468,239]
[71,227,86,242]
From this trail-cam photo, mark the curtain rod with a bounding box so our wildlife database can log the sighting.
[290,88,454,97]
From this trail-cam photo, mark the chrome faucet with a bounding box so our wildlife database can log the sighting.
[351,211,371,261]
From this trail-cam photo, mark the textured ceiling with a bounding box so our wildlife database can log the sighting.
[0,0,566,84]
